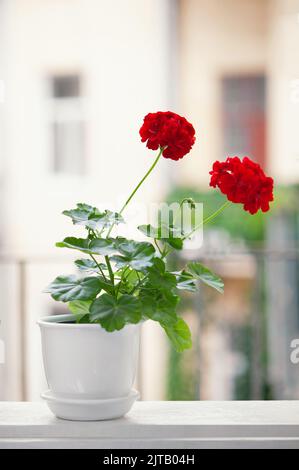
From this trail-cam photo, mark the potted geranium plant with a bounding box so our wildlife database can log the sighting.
[40,111,274,420]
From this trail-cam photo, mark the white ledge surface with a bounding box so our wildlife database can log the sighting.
[0,401,299,449]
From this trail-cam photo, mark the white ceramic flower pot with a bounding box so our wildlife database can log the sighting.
[38,315,140,421]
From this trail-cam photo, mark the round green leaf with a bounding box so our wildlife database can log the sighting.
[111,240,155,270]
[75,258,105,272]
[89,238,117,256]
[63,203,95,225]
[90,294,141,331]
[68,300,92,322]
[56,237,92,254]
[147,258,177,290]
[85,210,123,230]
[56,237,116,256]
[140,288,179,325]
[69,299,92,314]
[63,203,124,230]
[45,275,101,302]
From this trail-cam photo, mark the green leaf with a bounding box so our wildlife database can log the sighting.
[75,258,106,273]
[63,203,123,230]
[45,275,101,302]
[122,269,140,285]
[97,277,115,295]
[173,270,197,292]
[116,269,141,294]
[187,262,224,293]
[140,287,179,325]
[140,278,191,351]
[85,210,124,231]
[56,237,92,254]
[165,236,183,250]
[90,294,141,331]
[68,300,92,322]
[147,258,177,290]
[138,224,184,250]
[63,203,94,224]
[111,240,155,271]
[102,211,124,227]
[89,238,117,255]
[163,317,192,352]
[148,257,165,272]
[56,237,116,256]
[69,299,92,315]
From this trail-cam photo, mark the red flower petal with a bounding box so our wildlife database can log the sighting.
[139,111,196,161]
[209,156,274,214]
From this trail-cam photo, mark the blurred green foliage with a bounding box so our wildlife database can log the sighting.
[166,348,197,400]
[166,185,299,244]
[165,184,299,401]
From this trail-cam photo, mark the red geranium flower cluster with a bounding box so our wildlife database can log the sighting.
[139,111,195,161]
[209,156,274,214]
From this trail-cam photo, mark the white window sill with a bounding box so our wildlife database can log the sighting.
[0,401,299,449]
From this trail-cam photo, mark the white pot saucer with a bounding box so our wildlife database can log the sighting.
[41,389,139,421]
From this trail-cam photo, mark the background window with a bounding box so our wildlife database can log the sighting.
[49,74,85,175]
[221,76,266,167]
[52,75,80,99]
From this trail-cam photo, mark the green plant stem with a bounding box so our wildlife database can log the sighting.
[90,254,108,282]
[173,197,195,227]
[105,255,115,287]
[119,147,163,215]
[103,148,164,294]
[122,200,232,296]
[182,200,231,240]
[106,147,163,238]
[154,238,163,255]
[130,277,144,295]
[115,266,130,297]
[163,200,232,258]
[129,271,144,295]
[123,267,132,283]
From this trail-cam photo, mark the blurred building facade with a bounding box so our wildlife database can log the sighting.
[175,0,299,400]
[0,0,176,400]
[177,0,299,186]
